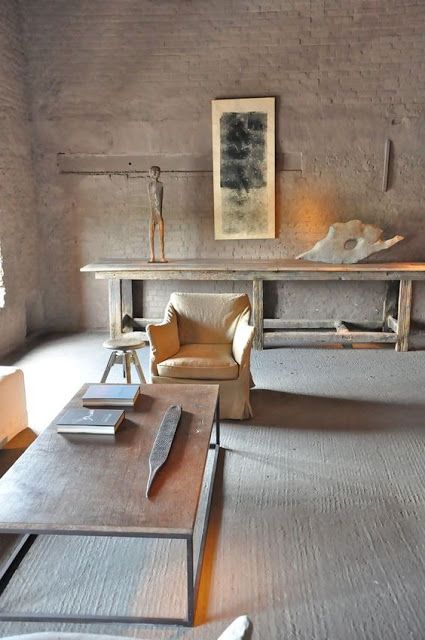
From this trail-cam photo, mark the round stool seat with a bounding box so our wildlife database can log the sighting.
[103,332,147,351]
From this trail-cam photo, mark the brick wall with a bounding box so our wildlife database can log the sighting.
[0,0,42,357]
[21,0,425,331]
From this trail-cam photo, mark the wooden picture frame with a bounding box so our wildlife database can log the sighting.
[212,97,275,240]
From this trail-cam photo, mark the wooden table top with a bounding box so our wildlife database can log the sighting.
[0,384,219,537]
[81,259,425,280]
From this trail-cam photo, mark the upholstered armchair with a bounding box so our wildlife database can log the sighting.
[146,293,255,420]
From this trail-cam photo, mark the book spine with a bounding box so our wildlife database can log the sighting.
[83,400,132,407]
[57,428,115,435]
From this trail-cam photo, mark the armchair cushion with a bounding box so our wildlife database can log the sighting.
[157,343,239,381]
[170,292,250,345]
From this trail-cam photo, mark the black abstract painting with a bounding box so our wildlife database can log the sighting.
[220,112,267,193]
[212,98,275,239]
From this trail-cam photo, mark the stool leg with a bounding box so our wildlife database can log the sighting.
[132,350,146,384]
[101,352,116,383]
[124,351,132,383]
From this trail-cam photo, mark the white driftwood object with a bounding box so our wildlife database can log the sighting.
[297,220,404,264]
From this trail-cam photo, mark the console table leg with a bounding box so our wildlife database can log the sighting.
[252,279,264,350]
[396,280,412,352]
[121,280,133,332]
[108,280,122,339]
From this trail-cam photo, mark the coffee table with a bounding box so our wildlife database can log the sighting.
[0,383,220,626]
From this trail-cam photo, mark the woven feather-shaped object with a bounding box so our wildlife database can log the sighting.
[146,404,182,498]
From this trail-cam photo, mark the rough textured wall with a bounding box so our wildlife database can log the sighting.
[22,0,425,331]
[0,0,42,357]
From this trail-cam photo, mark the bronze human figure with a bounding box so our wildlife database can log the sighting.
[147,165,167,263]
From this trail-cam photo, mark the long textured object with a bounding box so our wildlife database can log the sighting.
[146,404,182,498]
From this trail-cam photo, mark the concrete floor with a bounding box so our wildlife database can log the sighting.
[1,333,425,639]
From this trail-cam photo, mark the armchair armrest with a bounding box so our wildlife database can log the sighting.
[232,322,255,366]
[146,304,180,370]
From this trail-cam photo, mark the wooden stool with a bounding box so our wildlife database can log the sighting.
[101,332,147,384]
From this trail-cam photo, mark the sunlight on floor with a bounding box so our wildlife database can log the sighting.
[3,333,150,434]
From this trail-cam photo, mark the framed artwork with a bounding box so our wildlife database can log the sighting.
[212,97,275,240]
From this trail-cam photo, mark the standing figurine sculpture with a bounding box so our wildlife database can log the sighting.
[147,165,167,263]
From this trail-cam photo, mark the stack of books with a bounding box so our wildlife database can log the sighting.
[82,384,140,407]
[57,384,141,435]
[57,408,124,435]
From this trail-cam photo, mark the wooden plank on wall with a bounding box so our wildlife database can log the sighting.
[57,152,303,174]
[57,154,212,174]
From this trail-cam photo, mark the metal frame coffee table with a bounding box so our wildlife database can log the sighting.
[0,383,220,626]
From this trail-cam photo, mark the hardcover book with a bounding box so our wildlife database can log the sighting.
[82,384,140,407]
[57,408,125,435]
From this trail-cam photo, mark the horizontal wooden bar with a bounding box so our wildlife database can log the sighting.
[59,152,302,174]
[263,330,397,347]
[134,317,383,331]
[81,259,425,282]
[58,153,212,174]
[132,317,161,327]
[93,270,425,282]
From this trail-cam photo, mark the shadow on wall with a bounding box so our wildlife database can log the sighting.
[249,388,425,432]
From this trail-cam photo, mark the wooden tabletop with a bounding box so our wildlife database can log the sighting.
[81,259,425,280]
[0,384,219,537]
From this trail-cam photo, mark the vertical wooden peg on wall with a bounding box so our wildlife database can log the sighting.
[382,138,391,192]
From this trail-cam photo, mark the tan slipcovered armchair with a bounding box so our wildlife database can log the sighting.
[146,293,254,419]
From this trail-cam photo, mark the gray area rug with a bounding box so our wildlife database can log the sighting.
[1,344,425,639]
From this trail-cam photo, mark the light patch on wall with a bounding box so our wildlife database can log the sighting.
[290,186,336,243]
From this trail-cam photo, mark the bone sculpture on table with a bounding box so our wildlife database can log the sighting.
[297,219,404,264]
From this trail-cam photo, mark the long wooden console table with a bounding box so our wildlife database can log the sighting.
[81,259,425,352]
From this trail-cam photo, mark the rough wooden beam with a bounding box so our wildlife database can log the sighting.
[395,280,412,352]
[134,317,383,332]
[57,153,212,174]
[264,330,397,348]
[108,280,122,339]
[58,152,302,174]
[121,281,133,334]
[252,279,264,350]
[382,138,391,192]
[246,318,380,330]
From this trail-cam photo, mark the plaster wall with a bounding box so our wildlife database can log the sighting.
[0,0,42,357]
[22,0,425,331]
